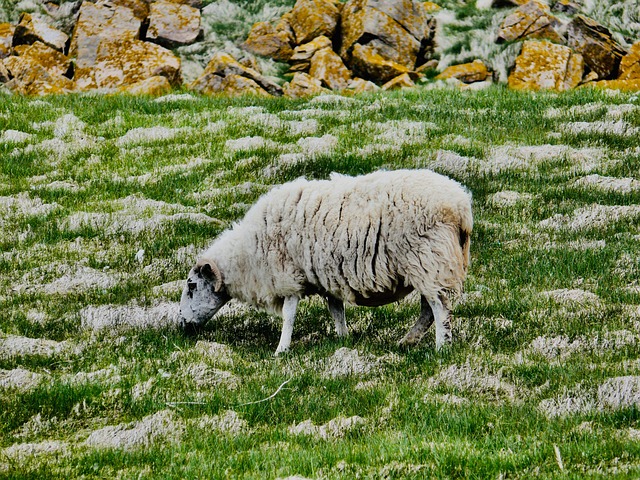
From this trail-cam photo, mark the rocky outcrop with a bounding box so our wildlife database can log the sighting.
[382,72,415,90]
[350,43,411,84]
[289,35,332,71]
[566,15,626,80]
[508,39,584,92]
[13,41,71,77]
[188,52,282,96]
[3,54,74,95]
[619,41,640,81]
[0,23,13,58]
[497,1,564,44]
[146,0,201,49]
[118,75,172,95]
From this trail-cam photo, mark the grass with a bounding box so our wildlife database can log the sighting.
[0,84,639,479]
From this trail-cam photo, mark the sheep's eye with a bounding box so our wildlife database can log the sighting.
[188,282,197,292]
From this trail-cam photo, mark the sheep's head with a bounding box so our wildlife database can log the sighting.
[179,259,230,334]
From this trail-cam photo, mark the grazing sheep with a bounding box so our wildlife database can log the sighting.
[180,169,472,355]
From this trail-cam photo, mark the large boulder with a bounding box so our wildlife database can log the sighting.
[344,77,379,94]
[12,13,69,52]
[146,0,201,48]
[496,0,564,44]
[0,23,14,58]
[349,43,410,84]
[90,39,181,89]
[508,39,584,91]
[309,47,351,90]
[435,59,491,83]
[381,72,414,90]
[339,0,435,82]
[3,55,74,95]
[566,15,627,80]
[289,0,341,45]
[283,72,329,98]
[70,1,141,88]
[13,41,71,77]
[188,52,282,96]
[242,14,295,62]
[0,60,10,83]
[118,75,172,95]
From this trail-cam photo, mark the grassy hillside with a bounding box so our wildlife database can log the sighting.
[1,85,640,478]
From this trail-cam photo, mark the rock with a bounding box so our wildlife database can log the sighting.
[289,0,341,45]
[109,0,150,21]
[435,59,490,83]
[496,1,564,44]
[566,15,627,80]
[508,39,584,91]
[551,0,579,15]
[491,0,529,7]
[0,23,14,58]
[243,15,294,62]
[309,47,351,90]
[221,74,273,97]
[619,41,640,81]
[188,52,281,96]
[588,79,640,92]
[289,35,332,71]
[345,77,379,94]
[3,54,75,95]
[13,41,71,77]
[349,43,410,84]
[90,39,181,89]
[0,60,9,83]
[382,72,415,90]
[70,1,141,88]
[283,72,329,97]
[340,0,436,80]
[12,13,69,52]
[146,0,201,48]
[118,75,172,95]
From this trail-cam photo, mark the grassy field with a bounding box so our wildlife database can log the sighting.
[1,85,640,479]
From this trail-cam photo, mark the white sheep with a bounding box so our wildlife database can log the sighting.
[180,169,472,355]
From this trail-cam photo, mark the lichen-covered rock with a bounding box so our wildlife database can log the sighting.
[619,41,640,81]
[70,1,141,88]
[551,0,579,15]
[349,43,410,84]
[566,15,627,80]
[344,77,379,94]
[588,79,640,92]
[12,13,69,52]
[90,39,181,89]
[110,0,150,21]
[491,0,529,6]
[382,72,415,90]
[497,0,564,44]
[188,52,281,96]
[118,75,172,95]
[435,59,490,83]
[289,0,341,45]
[13,41,71,77]
[146,0,201,48]
[289,35,332,71]
[3,55,74,95]
[309,47,351,90]
[508,39,584,91]
[340,0,435,74]
[0,60,9,83]
[283,72,329,98]
[0,23,14,59]
[243,15,294,62]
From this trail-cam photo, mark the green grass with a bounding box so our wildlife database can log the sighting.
[1,85,640,478]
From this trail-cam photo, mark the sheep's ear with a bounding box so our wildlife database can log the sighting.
[200,261,223,292]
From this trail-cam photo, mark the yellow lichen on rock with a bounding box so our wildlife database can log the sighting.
[619,41,640,81]
[382,72,415,90]
[118,75,172,95]
[146,0,201,48]
[289,0,341,45]
[309,47,351,90]
[243,15,294,62]
[508,40,584,92]
[13,41,70,77]
[435,59,490,83]
[283,72,329,98]
[350,43,410,84]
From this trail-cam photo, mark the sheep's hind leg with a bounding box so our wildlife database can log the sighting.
[398,295,434,346]
[275,296,299,356]
[430,293,452,351]
[327,296,348,337]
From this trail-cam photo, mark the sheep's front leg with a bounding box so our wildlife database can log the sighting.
[398,295,434,346]
[327,296,348,337]
[275,296,299,356]
[430,293,452,351]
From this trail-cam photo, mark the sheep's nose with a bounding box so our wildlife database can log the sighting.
[180,318,203,336]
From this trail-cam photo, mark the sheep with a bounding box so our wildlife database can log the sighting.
[180,169,473,355]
